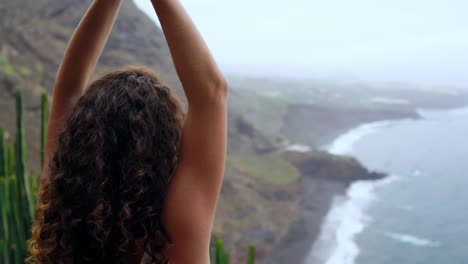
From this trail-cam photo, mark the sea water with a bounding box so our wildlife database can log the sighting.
[305,106,468,264]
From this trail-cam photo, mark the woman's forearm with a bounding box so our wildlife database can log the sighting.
[151,0,227,107]
[43,0,123,184]
[53,0,123,100]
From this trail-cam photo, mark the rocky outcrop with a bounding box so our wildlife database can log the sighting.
[264,151,385,264]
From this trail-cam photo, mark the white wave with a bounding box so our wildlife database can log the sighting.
[385,232,441,247]
[304,118,414,264]
[286,144,311,153]
[304,176,399,264]
[326,121,392,155]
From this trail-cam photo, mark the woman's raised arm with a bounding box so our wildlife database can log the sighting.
[152,0,227,106]
[151,0,228,263]
[43,0,123,181]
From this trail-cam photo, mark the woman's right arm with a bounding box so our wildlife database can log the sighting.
[150,0,228,263]
[43,0,123,183]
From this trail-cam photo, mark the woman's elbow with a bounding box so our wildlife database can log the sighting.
[211,76,228,99]
[184,75,228,107]
[199,76,228,103]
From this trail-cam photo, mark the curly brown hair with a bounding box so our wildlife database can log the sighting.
[28,66,185,264]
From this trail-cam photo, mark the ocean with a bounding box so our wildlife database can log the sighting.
[304,106,468,264]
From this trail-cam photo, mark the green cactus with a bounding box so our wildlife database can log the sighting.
[40,93,49,170]
[7,145,14,178]
[247,244,255,264]
[0,128,6,177]
[213,238,233,264]
[0,128,8,263]
[1,93,49,262]
[15,91,33,228]
[223,251,230,264]
[4,141,24,263]
[215,238,224,264]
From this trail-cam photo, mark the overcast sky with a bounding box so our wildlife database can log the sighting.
[134,0,467,87]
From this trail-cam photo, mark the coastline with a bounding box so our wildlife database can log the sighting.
[306,120,405,264]
[266,104,468,264]
[309,104,468,264]
[263,149,386,264]
[265,118,411,264]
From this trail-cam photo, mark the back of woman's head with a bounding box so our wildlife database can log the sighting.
[28,66,185,263]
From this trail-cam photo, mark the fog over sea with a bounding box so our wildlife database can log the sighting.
[305,106,468,264]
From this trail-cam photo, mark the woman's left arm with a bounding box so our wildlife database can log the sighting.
[43,0,123,181]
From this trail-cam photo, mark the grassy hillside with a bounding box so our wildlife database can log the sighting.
[228,154,298,184]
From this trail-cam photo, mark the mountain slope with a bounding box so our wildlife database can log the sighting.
[0,0,178,91]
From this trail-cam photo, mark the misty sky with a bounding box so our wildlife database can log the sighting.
[134,0,467,87]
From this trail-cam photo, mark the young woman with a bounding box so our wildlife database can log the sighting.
[28,0,227,263]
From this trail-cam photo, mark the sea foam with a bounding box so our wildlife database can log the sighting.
[326,121,392,155]
[305,120,401,264]
[385,232,441,247]
[306,106,468,264]
[286,144,311,153]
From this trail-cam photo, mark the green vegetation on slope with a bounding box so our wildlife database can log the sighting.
[0,53,30,79]
[228,154,298,184]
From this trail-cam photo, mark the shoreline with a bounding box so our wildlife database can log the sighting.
[263,149,387,264]
[309,104,468,264]
[267,103,468,264]
[265,114,418,264]
[305,119,416,264]
[305,174,401,264]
